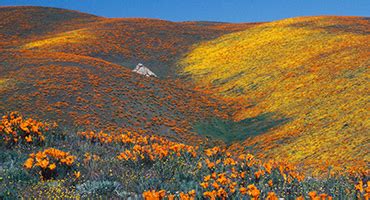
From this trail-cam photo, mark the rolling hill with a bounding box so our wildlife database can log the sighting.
[0,6,103,48]
[0,6,257,145]
[180,16,370,171]
[0,6,259,78]
[0,48,238,146]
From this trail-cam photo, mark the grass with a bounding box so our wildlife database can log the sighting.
[193,113,289,144]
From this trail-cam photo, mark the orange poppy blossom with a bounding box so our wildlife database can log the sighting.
[247,184,260,199]
[356,180,364,193]
[239,187,247,195]
[142,190,166,200]
[24,148,77,179]
[179,190,196,200]
[364,193,370,200]
[203,190,217,200]
[254,169,265,179]
[319,193,330,200]
[207,161,216,169]
[25,135,32,142]
[264,161,273,174]
[366,181,370,193]
[308,191,318,200]
[216,187,228,199]
[37,159,49,169]
[24,158,34,169]
[211,181,220,190]
[266,192,279,200]
[200,182,209,189]
[204,147,222,157]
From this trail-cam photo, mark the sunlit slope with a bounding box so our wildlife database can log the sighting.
[180,16,370,169]
[15,13,258,77]
[0,49,233,145]
[0,6,103,48]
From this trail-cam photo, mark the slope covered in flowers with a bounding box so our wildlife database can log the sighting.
[1,6,260,146]
[0,6,259,78]
[180,16,370,171]
[0,49,239,145]
[1,112,369,199]
[0,6,103,48]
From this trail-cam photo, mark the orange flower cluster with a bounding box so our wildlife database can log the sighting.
[79,130,198,161]
[204,146,223,157]
[246,184,260,200]
[0,112,48,145]
[197,152,309,199]
[24,148,77,179]
[118,133,197,161]
[201,172,234,199]
[142,189,196,200]
[78,131,198,161]
[266,192,279,200]
[200,171,262,199]
[347,166,370,179]
[355,180,370,200]
[78,130,115,144]
[307,191,333,200]
[142,190,166,200]
[177,190,196,200]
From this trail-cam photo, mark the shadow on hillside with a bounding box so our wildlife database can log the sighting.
[193,113,290,144]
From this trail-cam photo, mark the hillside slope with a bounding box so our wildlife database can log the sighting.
[180,16,370,170]
[0,6,257,145]
[0,49,236,145]
[0,6,259,78]
[0,6,103,48]
[20,19,258,77]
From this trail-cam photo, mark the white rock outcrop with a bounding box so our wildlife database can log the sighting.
[132,63,157,77]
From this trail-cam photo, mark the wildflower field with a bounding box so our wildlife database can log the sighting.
[1,112,369,199]
[0,6,369,199]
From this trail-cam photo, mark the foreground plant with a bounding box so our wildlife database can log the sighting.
[24,148,78,180]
